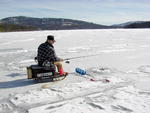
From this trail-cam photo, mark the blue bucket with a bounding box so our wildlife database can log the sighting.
[75,68,86,75]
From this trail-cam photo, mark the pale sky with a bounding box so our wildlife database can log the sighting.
[0,0,150,25]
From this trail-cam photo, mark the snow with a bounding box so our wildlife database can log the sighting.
[0,29,150,113]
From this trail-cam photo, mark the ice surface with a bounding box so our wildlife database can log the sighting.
[0,29,150,113]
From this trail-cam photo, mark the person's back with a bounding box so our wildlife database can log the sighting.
[37,42,47,65]
[37,41,56,65]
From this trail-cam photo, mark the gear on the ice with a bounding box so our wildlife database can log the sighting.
[27,64,67,82]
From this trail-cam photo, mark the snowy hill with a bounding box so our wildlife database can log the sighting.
[0,17,150,32]
[112,21,150,28]
[0,29,150,113]
[0,16,109,31]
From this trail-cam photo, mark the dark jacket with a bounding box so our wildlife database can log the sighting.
[37,41,60,65]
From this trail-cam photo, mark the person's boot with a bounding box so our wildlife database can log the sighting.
[59,68,68,76]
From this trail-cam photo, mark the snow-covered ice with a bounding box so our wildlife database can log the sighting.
[0,29,150,113]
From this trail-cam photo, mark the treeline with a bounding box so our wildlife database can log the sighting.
[123,22,150,28]
[0,23,37,32]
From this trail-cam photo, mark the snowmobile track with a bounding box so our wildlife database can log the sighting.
[26,81,131,112]
[0,81,132,113]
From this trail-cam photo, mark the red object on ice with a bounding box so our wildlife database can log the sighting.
[90,78,95,81]
[105,79,110,82]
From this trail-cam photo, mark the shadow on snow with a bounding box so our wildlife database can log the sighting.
[0,78,35,88]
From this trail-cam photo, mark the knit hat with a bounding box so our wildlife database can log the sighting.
[47,35,55,41]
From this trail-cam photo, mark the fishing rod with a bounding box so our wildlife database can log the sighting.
[64,53,102,61]
[64,53,102,63]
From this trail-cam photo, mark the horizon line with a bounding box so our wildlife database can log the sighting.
[0,15,150,26]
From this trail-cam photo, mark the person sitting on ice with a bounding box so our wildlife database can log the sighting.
[37,35,68,76]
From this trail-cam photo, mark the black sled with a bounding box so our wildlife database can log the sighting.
[27,60,66,82]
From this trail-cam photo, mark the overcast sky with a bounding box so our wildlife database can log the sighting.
[0,0,150,25]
